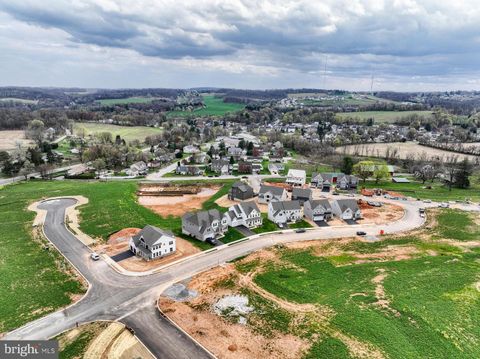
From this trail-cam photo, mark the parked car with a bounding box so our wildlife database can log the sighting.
[90,252,100,261]
[439,202,449,208]
[356,231,367,236]
[423,199,432,203]
[295,229,306,233]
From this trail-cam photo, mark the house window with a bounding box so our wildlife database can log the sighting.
[169,241,173,245]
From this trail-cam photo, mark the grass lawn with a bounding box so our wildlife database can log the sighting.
[336,110,433,123]
[56,322,108,359]
[73,122,163,143]
[167,95,244,118]
[361,178,480,202]
[0,179,238,331]
[221,228,245,244]
[288,219,313,229]
[96,97,159,105]
[252,213,279,234]
[246,210,480,358]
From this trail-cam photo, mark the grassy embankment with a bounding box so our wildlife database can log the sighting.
[233,208,480,358]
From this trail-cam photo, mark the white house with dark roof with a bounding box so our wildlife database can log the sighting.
[225,202,262,229]
[268,200,302,225]
[331,199,362,221]
[229,181,254,200]
[258,185,287,204]
[286,169,306,186]
[304,199,333,222]
[129,225,176,261]
[182,209,228,241]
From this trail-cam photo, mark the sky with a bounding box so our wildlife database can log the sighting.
[0,0,479,91]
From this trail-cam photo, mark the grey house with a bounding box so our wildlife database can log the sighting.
[182,209,228,241]
[129,225,176,261]
[268,200,302,225]
[337,175,358,189]
[311,173,333,191]
[229,181,254,200]
[331,199,362,221]
[211,159,231,175]
[258,185,287,204]
[304,199,333,222]
[291,188,312,205]
[225,201,262,229]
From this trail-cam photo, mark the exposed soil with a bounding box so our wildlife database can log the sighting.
[94,228,201,272]
[138,186,221,217]
[360,203,404,225]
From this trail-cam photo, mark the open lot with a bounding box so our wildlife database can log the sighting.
[0,130,34,151]
[160,209,480,358]
[96,96,159,105]
[73,122,163,143]
[336,110,433,123]
[336,141,480,162]
[167,95,245,118]
[56,321,153,359]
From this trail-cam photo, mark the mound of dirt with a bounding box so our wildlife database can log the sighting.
[108,228,141,244]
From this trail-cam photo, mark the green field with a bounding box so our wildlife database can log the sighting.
[336,110,433,123]
[0,179,242,331]
[240,209,480,358]
[167,95,245,118]
[96,97,159,105]
[292,94,395,107]
[361,178,480,202]
[73,122,163,143]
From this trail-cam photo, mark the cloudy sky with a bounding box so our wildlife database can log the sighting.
[0,0,479,91]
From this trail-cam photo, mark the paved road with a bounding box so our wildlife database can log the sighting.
[3,196,440,357]
[0,163,84,186]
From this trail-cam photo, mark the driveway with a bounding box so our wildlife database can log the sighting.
[236,225,255,237]
[5,196,435,357]
[111,250,134,262]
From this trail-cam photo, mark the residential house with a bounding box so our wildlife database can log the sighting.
[268,163,284,175]
[229,181,254,200]
[176,165,203,176]
[304,199,333,222]
[258,185,287,204]
[182,209,228,241]
[228,147,244,160]
[211,159,231,175]
[331,199,362,221]
[183,145,200,154]
[129,225,176,261]
[193,152,210,164]
[268,201,302,226]
[127,161,148,176]
[238,161,253,174]
[291,188,312,205]
[286,169,306,186]
[225,202,262,229]
[337,175,358,190]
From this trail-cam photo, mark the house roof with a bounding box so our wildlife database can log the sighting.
[306,199,332,211]
[270,200,301,213]
[182,209,224,234]
[335,199,360,212]
[292,188,312,199]
[231,181,252,193]
[132,225,174,248]
[392,177,410,183]
[287,169,306,178]
[259,185,285,196]
[228,201,260,220]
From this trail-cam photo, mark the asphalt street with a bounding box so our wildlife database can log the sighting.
[4,195,465,358]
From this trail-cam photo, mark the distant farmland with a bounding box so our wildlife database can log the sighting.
[336,141,480,162]
[167,95,245,118]
[0,98,38,104]
[336,110,433,123]
[0,130,33,151]
[96,97,159,105]
[73,123,163,143]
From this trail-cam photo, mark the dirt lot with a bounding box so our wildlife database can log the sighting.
[360,203,404,225]
[215,195,270,213]
[0,130,33,151]
[57,321,153,359]
[138,186,221,217]
[94,228,201,272]
[159,265,310,359]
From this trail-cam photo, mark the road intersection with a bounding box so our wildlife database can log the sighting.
[4,195,460,358]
